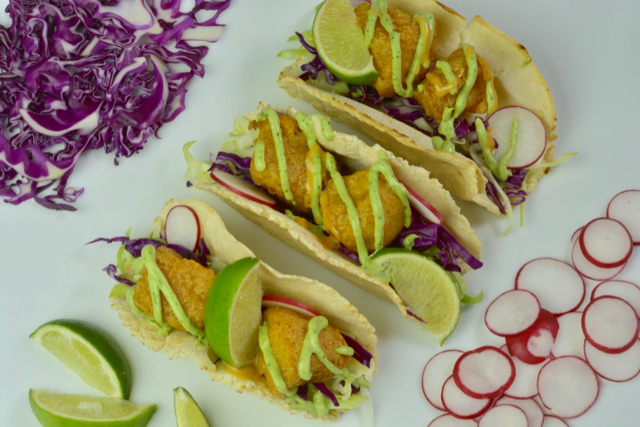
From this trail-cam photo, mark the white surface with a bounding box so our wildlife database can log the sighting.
[1,0,639,426]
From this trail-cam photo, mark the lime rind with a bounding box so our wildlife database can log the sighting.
[30,319,132,399]
[174,387,210,427]
[312,0,378,85]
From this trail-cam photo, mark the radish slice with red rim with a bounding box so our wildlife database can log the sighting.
[607,189,640,245]
[441,376,493,420]
[584,338,640,382]
[541,415,569,427]
[582,296,639,354]
[579,218,632,268]
[592,280,640,318]
[488,106,547,170]
[485,289,541,337]
[422,350,464,411]
[403,182,444,225]
[571,226,583,246]
[495,397,545,427]
[428,414,478,427]
[261,295,321,317]
[506,309,559,364]
[211,170,277,208]
[478,404,528,427]
[551,311,585,359]
[515,258,585,315]
[453,346,515,399]
[165,205,201,252]
[537,356,599,419]
[571,239,625,281]
[500,345,547,399]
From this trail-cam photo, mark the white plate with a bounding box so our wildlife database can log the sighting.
[1,0,639,426]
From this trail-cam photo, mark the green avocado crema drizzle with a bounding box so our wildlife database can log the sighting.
[254,141,266,171]
[364,0,435,98]
[311,152,324,227]
[257,107,294,202]
[128,245,206,342]
[436,60,458,95]
[475,117,520,181]
[258,322,297,397]
[295,112,317,148]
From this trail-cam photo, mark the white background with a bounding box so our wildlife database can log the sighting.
[1,0,639,426]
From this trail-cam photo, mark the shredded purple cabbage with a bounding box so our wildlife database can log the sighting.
[407,309,427,324]
[485,182,507,215]
[335,244,361,265]
[313,383,339,407]
[210,151,257,186]
[0,0,231,210]
[297,383,308,401]
[341,334,373,368]
[103,264,135,286]
[503,169,528,206]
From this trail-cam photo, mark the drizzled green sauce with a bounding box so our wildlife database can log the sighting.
[254,141,266,172]
[257,107,294,202]
[295,112,317,148]
[258,322,296,397]
[475,117,519,181]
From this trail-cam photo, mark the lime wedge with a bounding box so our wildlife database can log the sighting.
[174,387,210,427]
[204,257,263,368]
[29,389,156,427]
[30,319,132,399]
[369,249,461,345]
[312,0,378,85]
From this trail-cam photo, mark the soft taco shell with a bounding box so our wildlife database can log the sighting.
[110,198,377,420]
[277,0,556,215]
[196,104,482,327]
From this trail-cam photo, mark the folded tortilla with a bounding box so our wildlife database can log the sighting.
[195,104,482,326]
[277,0,556,216]
[109,198,377,420]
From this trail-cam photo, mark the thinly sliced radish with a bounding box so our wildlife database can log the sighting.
[506,309,559,364]
[579,218,632,268]
[422,350,464,411]
[478,404,528,427]
[582,296,639,354]
[592,280,640,318]
[441,376,493,420]
[541,415,569,427]
[428,414,478,427]
[584,338,640,382]
[500,345,547,399]
[495,397,544,427]
[537,356,599,419]
[403,182,444,225]
[453,346,515,399]
[551,312,585,359]
[165,205,201,252]
[607,189,640,245]
[571,226,583,246]
[515,258,585,315]
[488,106,547,169]
[261,295,321,317]
[485,290,541,337]
[571,239,625,281]
[211,170,277,208]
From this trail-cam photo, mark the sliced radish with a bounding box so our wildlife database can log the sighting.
[506,309,559,364]
[541,415,569,427]
[478,404,528,427]
[485,289,541,337]
[261,295,321,317]
[571,226,583,246]
[579,218,632,268]
[165,205,201,252]
[584,338,640,382]
[428,414,478,427]
[453,346,515,399]
[551,311,585,359]
[422,350,464,411]
[582,296,639,354]
[403,182,444,225]
[607,189,640,245]
[495,397,544,427]
[441,376,493,420]
[488,106,547,169]
[500,344,546,399]
[211,170,277,208]
[515,258,585,315]
[571,238,625,281]
[537,356,599,419]
[592,280,640,318]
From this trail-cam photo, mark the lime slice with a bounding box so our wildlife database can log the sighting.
[29,389,156,427]
[30,319,132,399]
[312,0,378,85]
[204,257,263,368]
[174,387,210,427]
[369,249,461,345]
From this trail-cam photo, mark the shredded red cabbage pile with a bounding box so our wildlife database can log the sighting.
[0,0,231,210]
